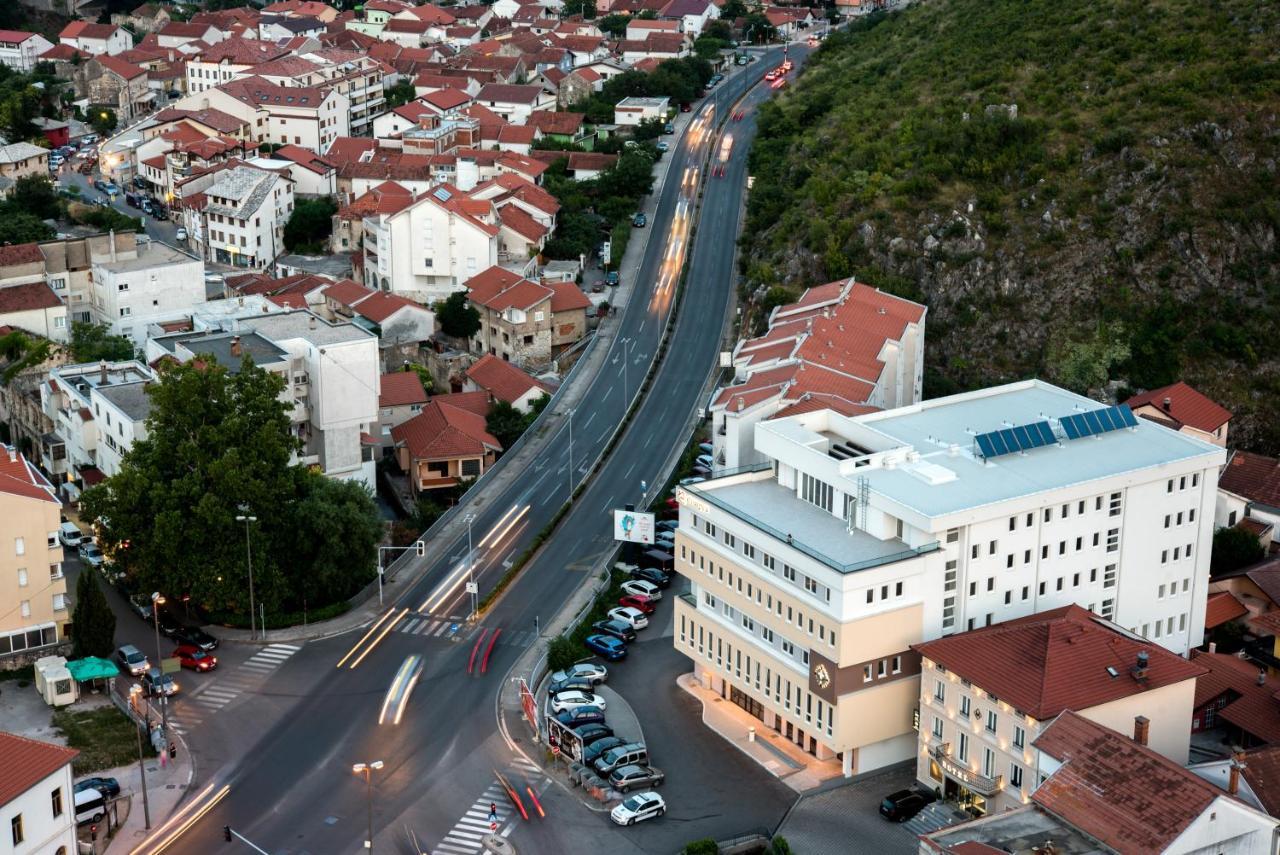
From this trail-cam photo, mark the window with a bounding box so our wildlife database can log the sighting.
[119,307,131,317]
[1013,725,1025,749]
[1009,516,1016,531]
[15,537,24,555]
[877,660,886,678]
[1103,564,1117,588]
[1078,500,1085,514]
[1006,554,1014,569]
[986,577,994,592]
[866,589,873,604]
[1021,586,1029,600]
[11,815,22,846]
[960,696,970,717]
[989,540,997,555]
[986,709,997,733]
[971,544,979,559]
[934,680,945,702]
[895,581,903,597]
[863,665,873,683]
[1164,514,1171,529]
[946,529,959,543]
[892,655,901,674]
[983,747,996,777]
[1010,763,1023,789]
[800,473,833,512]
[1026,512,1033,526]
[958,733,969,762]
[1038,581,1046,596]
[51,787,63,817]
[1106,528,1119,552]
[932,716,944,739]
[1003,591,1011,605]
[1109,492,1122,516]
[1193,473,1199,487]
[1043,508,1051,522]
[1024,549,1031,563]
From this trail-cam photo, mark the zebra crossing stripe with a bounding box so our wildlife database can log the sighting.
[402,618,422,634]
[431,621,449,637]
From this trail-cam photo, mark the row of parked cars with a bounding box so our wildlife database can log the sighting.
[544,664,668,826]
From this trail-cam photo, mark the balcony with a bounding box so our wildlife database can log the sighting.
[931,741,1003,796]
[677,591,697,609]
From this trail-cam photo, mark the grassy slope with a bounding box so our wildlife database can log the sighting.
[742,0,1280,452]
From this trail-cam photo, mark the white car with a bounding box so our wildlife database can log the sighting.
[549,690,606,714]
[608,606,648,630]
[611,791,666,826]
[58,522,84,547]
[696,454,714,469]
[549,663,608,685]
[79,542,105,567]
[613,561,639,575]
[621,579,661,601]
[175,227,188,241]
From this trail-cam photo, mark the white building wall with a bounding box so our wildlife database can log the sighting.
[0,304,69,344]
[1166,798,1278,855]
[91,249,206,344]
[0,765,77,855]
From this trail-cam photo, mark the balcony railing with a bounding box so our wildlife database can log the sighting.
[931,741,1004,796]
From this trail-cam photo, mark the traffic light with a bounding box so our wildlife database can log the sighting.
[415,540,425,557]
[224,826,232,842]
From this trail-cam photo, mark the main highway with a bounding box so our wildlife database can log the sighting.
[147,45,797,855]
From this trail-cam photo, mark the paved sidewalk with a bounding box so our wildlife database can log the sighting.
[676,673,844,792]
[101,725,195,854]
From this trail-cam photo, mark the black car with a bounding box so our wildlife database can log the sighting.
[155,609,182,638]
[583,735,627,765]
[879,788,935,822]
[548,675,594,696]
[591,619,636,643]
[630,566,671,589]
[172,625,219,651]
[572,723,614,746]
[74,777,121,799]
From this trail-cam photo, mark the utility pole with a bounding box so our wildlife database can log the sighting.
[236,508,258,640]
[465,513,477,620]
[129,686,151,830]
[566,408,575,495]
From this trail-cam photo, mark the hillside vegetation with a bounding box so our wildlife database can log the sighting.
[742,0,1280,453]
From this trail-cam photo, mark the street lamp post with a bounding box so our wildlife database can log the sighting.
[619,337,633,410]
[566,408,575,495]
[352,761,384,852]
[150,592,169,739]
[235,509,258,640]
[129,686,151,830]
[464,513,477,620]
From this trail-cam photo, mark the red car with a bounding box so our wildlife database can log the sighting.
[172,645,218,672]
[618,595,656,615]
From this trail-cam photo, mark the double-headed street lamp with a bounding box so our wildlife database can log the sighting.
[352,760,384,852]
[235,507,258,640]
[150,593,170,736]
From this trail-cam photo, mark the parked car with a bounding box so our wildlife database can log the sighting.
[128,594,153,621]
[594,742,648,775]
[548,675,594,697]
[572,723,614,746]
[656,518,679,531]
[591,619,636,643]
[621,579,662,601]
[124,191,141,207]
[150,204,167,220]
[632,212,646,227]
[583,634,627,661]
[583,735,627,765]
[617,595,656,615]
[73,777,120,799]
[79,542,105,567]
[610,764,665,793]
[879,788,935,822]
[655,141,669,153]
[115,645,150,677]
[554,705,606,727]
[176,227,188,241]
[611,791,665,826]
[172,625,219,651]
[696,454,714,468]
[549,690,606,714]
[663,122,674,134]
[607,606,649,630]
[58,522,84,546]
[142,667,178,697]
[628,566,671,589]
[155,609,182,638]
[172,645,217,672]
[605,270,620,286]
[550,662,608,686]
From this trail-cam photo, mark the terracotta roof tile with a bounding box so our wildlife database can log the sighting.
[547,280,589,313]
[392,398,499,458]
[0,243,45,267]
[0,282,62,314]
[1220,450,1280,509]
[1125,381,1232,433]
[1205,591,1249,629]
[352,291,422,324]
[0,445,59,505]
[465,353,550,404]
[1241,744,1280,818]
[379,371,428,408]
[323,278,376,307]
[0,732,77,808]
[1189,651,1280,743]
[497,204,547,242]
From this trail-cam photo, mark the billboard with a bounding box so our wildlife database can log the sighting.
[613,510,655,544]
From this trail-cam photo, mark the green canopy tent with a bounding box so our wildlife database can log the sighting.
[67,657,120,693]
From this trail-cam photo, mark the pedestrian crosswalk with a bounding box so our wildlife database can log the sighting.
[429,757,545,855]
[167,643,301,735]
[393,616,540,651]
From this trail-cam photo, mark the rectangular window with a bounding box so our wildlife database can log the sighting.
[983,747,996,778]
[986,709,997,733]
[892,655,901,674]
[972,544,979,559]
[11,815,22,846]
[895,581,903,597]
[934,680,945,702]
[932,716,944,739]
[946,529,959,543]
[51,787,63,817]
[1021,586,1029,600]
[800,472,833,512]
[1024,549,1031,563]
[1013,725,1025,749]
[958,733,969,763]
[1003,590,1011,605]
[1006,554,1014,568]
[877,660,886,678]
[989,540,997,555]
[1101,598,1114,618]
[1109,492,1122,516]
[1106,528,1119,552]
[1009,517,1016,531]
[1010,763,1023,789]
[960,695,970,717]
[1039,581,1046,596]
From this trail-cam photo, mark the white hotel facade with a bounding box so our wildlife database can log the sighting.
[672,380,1226,778]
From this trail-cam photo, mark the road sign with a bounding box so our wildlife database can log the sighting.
[160,657,181,675]
[490,821,498,832]
[465,581,478,594]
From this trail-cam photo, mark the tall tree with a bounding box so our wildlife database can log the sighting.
[69,322,135,363]
[283,197,338,252]
[0,212,54,244]
[437,291,482,338]
[284,475,383,607]
[485,400,527,450]
[71,569,116,658]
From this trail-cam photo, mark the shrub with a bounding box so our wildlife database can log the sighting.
[547,635,578,672]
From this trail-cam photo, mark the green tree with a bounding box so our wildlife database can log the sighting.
[69,322,135,363]
[3,175,60,221]
[284,475,383,606]
[562,0,597,17]
[437,291,481,338]
[1047,322,1130,396]
[741,12,776,42]
[385,80,415,109]
[1211,527,1264,575]
[0,329,52,385]
[547,635,577,672]
[282,196,338,252]
[694,35,728,60]
[703,19,733,40]
[0,212,54,244]
[598,150,657,199]
[719,0,748,21]
[89,107,117,136]
[596,13,629,36]
[486,400,527,450]
[71,569,117,658]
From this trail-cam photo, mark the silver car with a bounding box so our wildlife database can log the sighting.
[115,645,150,677]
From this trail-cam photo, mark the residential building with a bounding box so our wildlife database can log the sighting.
[712,279,926,472]
[673,380,1225,778]
[189,76,350,151]
[547,279,589,351]
[392,393,500,493]
[0,143,50,184]
[0,446,68,666]
[1126,381,1232,447]
[465,266,554,370]
[84,55,153,125]
[660,0,719,34]
[41,360,154,491]
[614,96,670,125]
[58,21,131,57]
[0,733,78,854]
[111,3,173,34]
[1189,744,1280,821]
[244,48,388,138]
[185,40,292,94]
[89,239,206,344]
[1209,555,1280,641]
[463,353,551,413]
[0,31,54,72]
[249,145,336,197]
[1216,449,1280,548]
[362,184,499,304]
[92,378,151,478]
[0,268,66,344]
[376,370,427,450]
[1190,650,1280,748]
[912,605,1205,814]
[474,83,557,124]
[185,164,294,271]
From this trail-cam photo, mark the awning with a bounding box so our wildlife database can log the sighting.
[67,657,120,681]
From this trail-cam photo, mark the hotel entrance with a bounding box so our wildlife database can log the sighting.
[943,776,988,817]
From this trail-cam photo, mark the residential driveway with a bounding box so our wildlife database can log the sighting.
[775,767,921,855]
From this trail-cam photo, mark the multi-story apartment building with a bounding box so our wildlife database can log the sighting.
[92,379,151,478]
[40,361,154,493]
[911,605,1204,815]
[58,21,131,57]
[184,164,294,271]
[0,445,68,666]
[0,733,78,855]
[89,239,206,343]
[672,379,1225,778]
[0,31,54,72]
[185,76,350,152]
[185,40,293,94]
[249,48,387,138]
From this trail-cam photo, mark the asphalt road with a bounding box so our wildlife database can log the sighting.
[58,167,182,247]
[166,46,798,855]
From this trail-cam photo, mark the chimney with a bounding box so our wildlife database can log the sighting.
[1133,715,1149,746]
[230,336,242,357]
[1162,396,1172,412]
[1133,649,1150,680]
[1209,641,1217,654]
[309,314,317,330]
[99,359,108,384]
[1259,669,1268,687]
[1229,751,1246,796]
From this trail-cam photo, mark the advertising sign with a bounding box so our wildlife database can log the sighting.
[612,509,655,544]
[520,678,538,740]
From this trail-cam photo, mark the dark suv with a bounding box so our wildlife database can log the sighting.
[879,788,935,822]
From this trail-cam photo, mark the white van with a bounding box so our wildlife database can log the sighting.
[59,522,84,547]
[74,787,106,825]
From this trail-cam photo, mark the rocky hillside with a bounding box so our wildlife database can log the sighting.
[742,0,1280,453]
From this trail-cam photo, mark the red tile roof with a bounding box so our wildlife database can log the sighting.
[466,267,550,313]
[423,87,472,110]
[338,181,415,219]
[1250,609,1280,638]
[392,398,500,459]
[547,280,589,313]
[40,43,91,60]
[1220,450,1280,509]
[498,204,548,242]
[1205,591,1249,629]
[274,144,334,174]
[0,732,77,808]
[529,110,583,136]
[476,83,547,105]
[912,605,1206,720]
[0,445,59,505]
[323,279,376,308]
[465,354,550,404]
[1189,651,1280,744]
[1241,745,1280,818]
[1125,381,1232,433]
[352,291,422,324]
[1244,559,1280,606]
[1033,711,1225,855]
[97,54,148,80]
[463,265,524,301]
[0,282,62,314]
[379,371,428,408]
[432,390,490,416]
[0,243,44,267]
[61,21,121,41]
[0,30,40,44]
[1237,516,1275,539]
[566,151,618,172]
